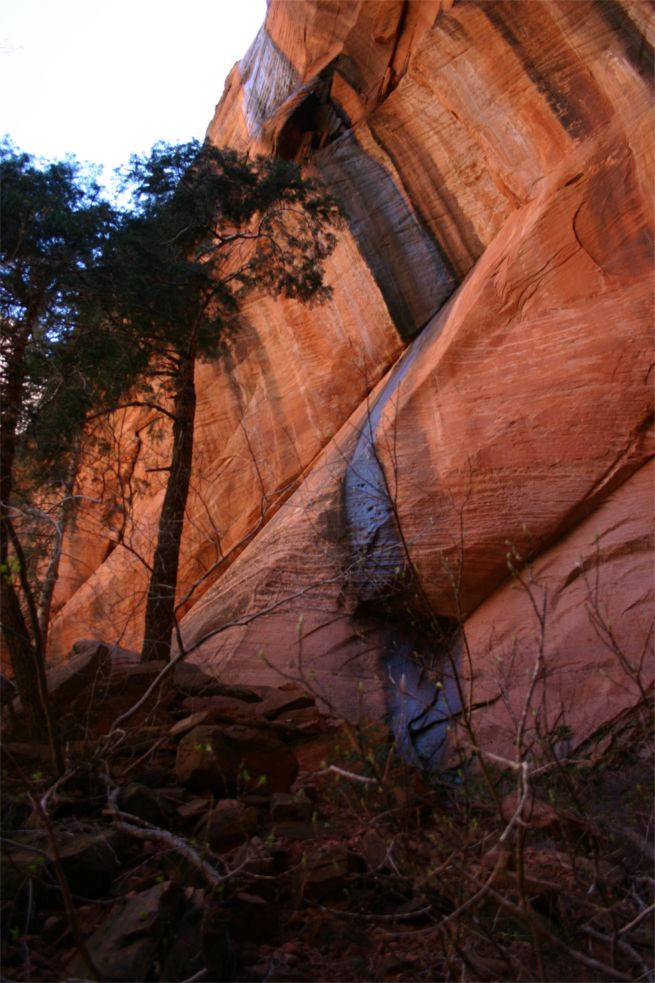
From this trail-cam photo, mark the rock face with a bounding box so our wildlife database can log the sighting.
[49,1,653,760]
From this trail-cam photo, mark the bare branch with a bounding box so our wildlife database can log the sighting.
[86,400,176,423]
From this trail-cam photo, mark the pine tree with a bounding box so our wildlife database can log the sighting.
[0,142,116,755]
[95,141,341,663]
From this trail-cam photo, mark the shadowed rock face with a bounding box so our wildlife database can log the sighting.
[49,0,653,758]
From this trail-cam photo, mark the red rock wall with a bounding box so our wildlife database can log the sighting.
[50,0,654,760]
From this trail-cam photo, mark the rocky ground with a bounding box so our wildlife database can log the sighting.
[1,643,653,982]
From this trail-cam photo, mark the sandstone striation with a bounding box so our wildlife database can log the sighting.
[49,0,654,760]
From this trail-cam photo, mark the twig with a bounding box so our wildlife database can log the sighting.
[179,970,207,983]
[3,752,100,980]
[619,901,655,936]
[318,903,432,922]
[120,736,167,777]
[85,400,176,422]
[1,838,52,861]
[110,813,220,889]
[106,786,251,891]
[582,924,651,979]
[40,769,76,815]
[499,760,529,845]
[462,868,633,982]
[311,764,379,785]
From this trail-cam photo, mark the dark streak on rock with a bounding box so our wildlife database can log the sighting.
[438,13,470,43]
[594,0,655,83]
[334,53,366,95]
[368,119,483,278]
[315,132,456,342]
[477,1,594,140]
[385,0,410,90]
[223,318,283,431]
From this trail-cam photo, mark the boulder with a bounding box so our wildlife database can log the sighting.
[270,791,313,823]
[295,843,351,900]
[175,725,233,794]
[117,783,178,827]
[179,694,261,725]
[67,880,185,982]
[158,889,206,982]
[174,662,262,702]
[449,461,655,761]
[175,724,298,795]
[46,640,111,715]
[207,799,258,851]
[57,830,125,898]
[259,688,315,720]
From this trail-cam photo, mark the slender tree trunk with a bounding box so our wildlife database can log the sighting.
[0,320,62,767]
[37,441,81,649]
[0,578,55,751]
[140,353,196,662]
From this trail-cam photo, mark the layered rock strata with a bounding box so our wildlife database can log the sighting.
[50,0,654,762]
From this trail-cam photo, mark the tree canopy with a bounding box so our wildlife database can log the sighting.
[1,143,119,474]
[92,140,341,663]
[1,142,118,756]
[1,137,341,740]
[95,140,340,372]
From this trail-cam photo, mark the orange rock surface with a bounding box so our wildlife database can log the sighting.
[50,0,654,759]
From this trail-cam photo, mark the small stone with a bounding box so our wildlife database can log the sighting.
[118,783,177,827]
[170,711,210,737]
[295,843,350,899]
[271,705,325,734]
[259,689,314,720]
[270,791,313,822]
[58,831,125,898]
[207,799,257,851]
[174,725,239,794]
[173,662,220,695]
[180,695,259,724]
[177,798,211,821]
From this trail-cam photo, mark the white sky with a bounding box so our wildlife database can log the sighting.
[1,0,266,186]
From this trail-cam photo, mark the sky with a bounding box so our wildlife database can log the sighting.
[1,0,266,189]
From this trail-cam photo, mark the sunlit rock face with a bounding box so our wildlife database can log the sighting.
[51,0,654,759]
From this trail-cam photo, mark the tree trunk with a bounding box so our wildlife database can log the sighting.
[140,354,196,662]
[0,319,62,767]
[0,578,57,754]
[37,442,81,649]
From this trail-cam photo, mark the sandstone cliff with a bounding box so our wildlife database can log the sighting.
[49,0,654,764]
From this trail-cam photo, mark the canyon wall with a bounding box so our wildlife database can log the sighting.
[50,0,654,764]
